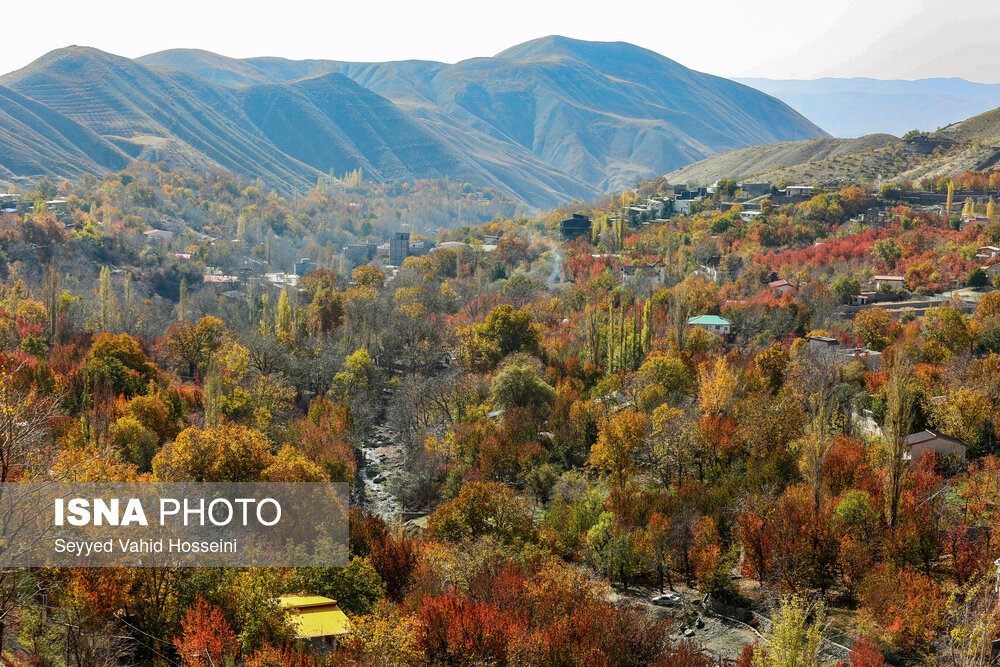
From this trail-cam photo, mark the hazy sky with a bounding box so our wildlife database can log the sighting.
[5,0,1000,82]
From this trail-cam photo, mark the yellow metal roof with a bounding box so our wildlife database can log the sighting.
[278,595,352,638]
[279,595,337,609]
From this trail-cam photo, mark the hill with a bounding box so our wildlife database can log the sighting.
[0,47,323,191]
[735,77,1000,138]
[0,82,131,186]
[664,134,898,186]
[0,39,827,206]
[136,36,827,200]
[665,99,1000,189]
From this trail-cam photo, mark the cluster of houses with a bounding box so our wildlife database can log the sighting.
[0,193,68,214]
[688,312,887,375]
[559,181,824,244]
[686,315,968,464]
[344,231,437,267]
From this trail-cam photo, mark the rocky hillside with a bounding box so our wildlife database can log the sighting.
[666,101,1000,188]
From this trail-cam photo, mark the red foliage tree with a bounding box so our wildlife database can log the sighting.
[839,636,885,667]
[857,564,946,651]
[370,531,418,603]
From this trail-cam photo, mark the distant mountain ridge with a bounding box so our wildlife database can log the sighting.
[735,77,1000,138]
[0,37,827,206]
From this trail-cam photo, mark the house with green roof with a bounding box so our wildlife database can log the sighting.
[687,315,731,336]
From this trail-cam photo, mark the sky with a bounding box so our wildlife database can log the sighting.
[5,0,1000,82]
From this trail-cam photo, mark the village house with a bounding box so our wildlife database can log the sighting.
[144,229,175,242]
[645,198,669,217]
[768,278,795,296]
[203,273,239,284]
[688,315,731,336]
[673,198,696,215]
[984,263,1000,283]
[740,182,772,198]
[805,335,838,353]
[903,429,967,463]
[278,595,352,651]
[408,238,435,256]
[835,346,883,372]
[264,272,299,288]
[560,213,592,241]
[783,185,815,197]
[345,242,377,267]
[977,245,1000,259]
[961,213,989,230]
[621,261,666,288]
[381,232,436,266]
[873,275,905,291]
[389,231,410,266]
[295,258,318,276]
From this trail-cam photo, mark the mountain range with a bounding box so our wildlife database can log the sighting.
[0,37,826,207]
[734,77,1000,138]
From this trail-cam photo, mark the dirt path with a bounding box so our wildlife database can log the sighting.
[609,584,759,661]
[614,583,851,664]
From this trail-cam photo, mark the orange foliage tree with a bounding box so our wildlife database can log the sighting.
[174,596,239,667]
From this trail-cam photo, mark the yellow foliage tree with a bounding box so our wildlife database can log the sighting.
[341,601,426,666]
[698,358,737,416]
[588,409,651,489]
[152,423,273,482]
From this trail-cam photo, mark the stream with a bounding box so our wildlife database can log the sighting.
[357,425,404,520]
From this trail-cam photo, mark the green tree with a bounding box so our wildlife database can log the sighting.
[489,363,556,412]
[86,332,159,397]
[110,416,157,472]
[587,512,640,590]
[292,556,385,615]
[331,348,375,397]
[832,276,861,304]
[883,364,916,528]
[923,307,972,356]
[967,267,988,287]
[164,316,229,377]
[853,308,894,351]
[871,239,902,268]
[480,305,542,358]
[177,276,189,322]
[152,423,273,482]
